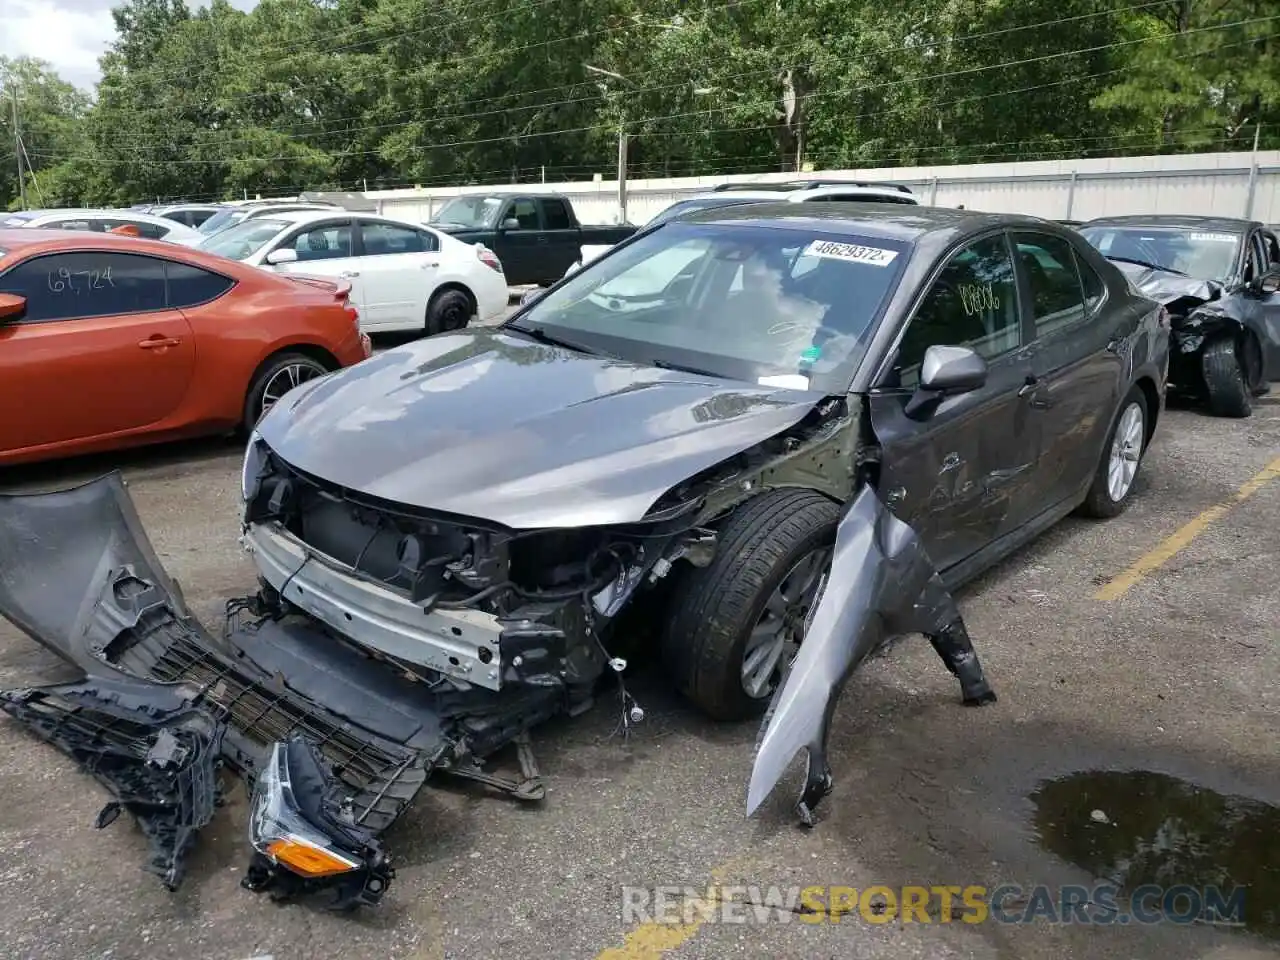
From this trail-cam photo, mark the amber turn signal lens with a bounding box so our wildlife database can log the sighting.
[266,837,360,878]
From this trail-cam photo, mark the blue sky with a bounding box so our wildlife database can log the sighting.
[0,0,258,90]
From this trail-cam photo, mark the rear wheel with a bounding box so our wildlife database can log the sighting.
[1202,336,1252,417]
[661,489,839,721]
[242,351,330,432]
[425,288,473,336]
[1079,386,1148,519]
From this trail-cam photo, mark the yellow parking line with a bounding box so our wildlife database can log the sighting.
[1095,455,1280,601]
[595,860,745,959]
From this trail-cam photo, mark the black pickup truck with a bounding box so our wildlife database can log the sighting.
[428,193,638,286]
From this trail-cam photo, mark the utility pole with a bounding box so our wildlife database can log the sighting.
[10,84,27,210]
[617,118,628,224]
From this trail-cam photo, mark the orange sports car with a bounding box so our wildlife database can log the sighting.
[0,229,372,466]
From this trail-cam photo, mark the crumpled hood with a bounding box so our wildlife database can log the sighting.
[1111,259,1222,306]
[256,328,825,529]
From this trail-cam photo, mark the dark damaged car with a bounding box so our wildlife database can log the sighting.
[1080,215,1280,417]
[0,205,1170,904]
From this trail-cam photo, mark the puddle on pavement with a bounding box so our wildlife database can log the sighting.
[1031,770,1280,940]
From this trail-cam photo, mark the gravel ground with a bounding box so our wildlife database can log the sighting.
[0,350,1277,960]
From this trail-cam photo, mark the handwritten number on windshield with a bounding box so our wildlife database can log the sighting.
[47,265,115,294]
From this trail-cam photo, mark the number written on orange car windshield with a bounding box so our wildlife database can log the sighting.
[47,266,115,294]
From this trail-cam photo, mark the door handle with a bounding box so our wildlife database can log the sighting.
[422,261,439,269]
[1017,376,1039,397]
[536,235,549,244]
[341,271,360,278]
[138,336,181,349]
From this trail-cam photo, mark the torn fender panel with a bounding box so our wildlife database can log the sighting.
[747,486,994,822]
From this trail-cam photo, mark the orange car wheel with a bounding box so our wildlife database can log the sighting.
[242,351,332,433]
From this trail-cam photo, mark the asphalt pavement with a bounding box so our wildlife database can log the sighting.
[0,333,1277,960]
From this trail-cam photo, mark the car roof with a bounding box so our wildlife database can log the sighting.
[14,208,190,225]
[1082,214,1257,233]
[678,187,915,204]
[0,227,246,266]
[673,202,1051,243]
[246,209,431,230]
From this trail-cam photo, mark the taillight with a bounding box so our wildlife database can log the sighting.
[476,244,503,273]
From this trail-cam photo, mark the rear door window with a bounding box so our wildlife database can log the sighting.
[1012,233,1088,336]
[164,262,235,308]
[0,251,170,323]
[541,199,573,229]
[358,221,437,255]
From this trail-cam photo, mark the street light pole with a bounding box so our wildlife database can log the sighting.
[10,84,26,210]
[584,64,632,223]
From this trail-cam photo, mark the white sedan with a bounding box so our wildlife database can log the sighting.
[197,210,510,334]
[0,208,205,245]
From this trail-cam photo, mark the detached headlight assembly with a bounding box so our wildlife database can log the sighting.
[244,738,393,908]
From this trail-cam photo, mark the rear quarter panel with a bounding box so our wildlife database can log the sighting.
[176,276,365,431]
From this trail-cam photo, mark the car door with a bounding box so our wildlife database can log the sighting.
[538,197,580,280]
[867,232,1038,575]
[490,197,544,285]
[0,250,195,452]
[353,219,440,332]
[1012,231,1126,513]
[263,218,370,323]
[1245,228,1280,378]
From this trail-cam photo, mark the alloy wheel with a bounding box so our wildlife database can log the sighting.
[1106,401,1144,502]
[741,547,831,700]
[258,360,326,421]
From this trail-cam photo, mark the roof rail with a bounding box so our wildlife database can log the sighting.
[710,182,801,192]
[711,179,913,194]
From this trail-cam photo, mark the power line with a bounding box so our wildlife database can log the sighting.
[108,0,764,101]
[37,16,1276,167]
[104,0,1171,147]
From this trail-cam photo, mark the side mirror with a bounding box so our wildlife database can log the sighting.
[501,218,522,232]
[904,345,987,418]
[264,248,299,266]
[519,288,545,306]
[0,292,27,322]
[1255,267,1280,295]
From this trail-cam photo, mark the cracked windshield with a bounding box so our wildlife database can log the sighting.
[512,223,908,390]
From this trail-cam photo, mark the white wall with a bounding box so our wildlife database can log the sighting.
[366,151,1280,227]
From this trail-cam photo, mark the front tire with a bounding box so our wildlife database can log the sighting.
[1078,385,1148,519]
[1202,336,1252,417]
[661,489,839,721]
[242,351,330,432]
[425,288,473,336]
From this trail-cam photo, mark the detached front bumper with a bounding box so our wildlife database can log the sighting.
[0,473,442,907]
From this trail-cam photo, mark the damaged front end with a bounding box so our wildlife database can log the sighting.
[0,474,425,908]
[1112,261,1255,372]
[747,486,997,825]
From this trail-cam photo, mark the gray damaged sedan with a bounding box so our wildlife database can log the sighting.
[0,204,1170,907]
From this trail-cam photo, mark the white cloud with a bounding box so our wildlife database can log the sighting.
[0,0,258,90]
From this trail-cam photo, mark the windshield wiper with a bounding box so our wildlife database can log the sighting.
[1106,254,1189,277]
[646,358,725,379]
[505,323,609,357]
